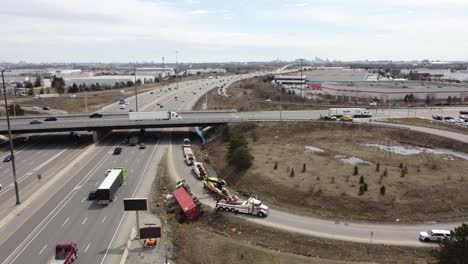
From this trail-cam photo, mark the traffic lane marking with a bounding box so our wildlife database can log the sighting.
[62,217,70,227]
[82,217,88,225]
[38,244,47,255]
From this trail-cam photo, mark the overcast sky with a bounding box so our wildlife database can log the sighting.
[1,0,468,63]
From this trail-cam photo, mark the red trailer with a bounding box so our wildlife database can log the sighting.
[173,187,201,221]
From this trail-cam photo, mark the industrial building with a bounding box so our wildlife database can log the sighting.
[184,68,227,76]
[63,75,155,87]
[273,75,306,89]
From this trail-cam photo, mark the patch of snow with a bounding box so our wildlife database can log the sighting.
[304,146,325,153]
[361,144,468,160]
[334,155,373,165]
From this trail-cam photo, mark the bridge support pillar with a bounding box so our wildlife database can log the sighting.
[93,128,112,143]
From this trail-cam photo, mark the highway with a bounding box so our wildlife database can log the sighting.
[0,73,257,264]
[1,71,468,264]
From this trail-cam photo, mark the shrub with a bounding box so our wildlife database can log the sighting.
[290,168,295,177]
[302,163,306,173]
[274,161,278,170]
[359,185,365,195]
[376,163,380,172]
[353,165,359,176]
[383,168,388,177]
[399,163,403,169]
[380,185,386,195]
[229,146,254,171]
[363,182,368,192]
[359,175,364,184]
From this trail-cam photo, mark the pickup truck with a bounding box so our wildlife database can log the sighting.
[48,243,78,264]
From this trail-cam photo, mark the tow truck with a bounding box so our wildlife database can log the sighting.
[48,243,78,264]
[216,197,269,217]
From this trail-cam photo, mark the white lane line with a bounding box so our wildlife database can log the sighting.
[0,148,69,197]
[101,216,107,223]
[100,130,166,264]
[95,181,99,186]
[82,217,88,225]
[231,113,239,119]
[84,243,91,253]
[38,244,47,255]
[62,217,70,227]
[130,169,134,174]
[80,197,87,204]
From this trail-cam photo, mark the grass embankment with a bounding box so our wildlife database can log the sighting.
[384,117,468,136]
[199,122,468,223]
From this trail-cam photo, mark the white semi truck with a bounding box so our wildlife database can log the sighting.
[215,197,269,217]
[329,108,372,118]
[129,111,181,121]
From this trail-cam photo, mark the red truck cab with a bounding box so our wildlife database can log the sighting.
[49,243,78,264]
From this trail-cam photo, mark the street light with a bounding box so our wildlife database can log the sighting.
[175,51,179,91]
[134,64,139,112]
[1,67,20,205]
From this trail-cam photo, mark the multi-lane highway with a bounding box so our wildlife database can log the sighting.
[0,73,257,264]
[1,71,468,264]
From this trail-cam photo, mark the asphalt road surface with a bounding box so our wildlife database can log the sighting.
[0,73,258,264]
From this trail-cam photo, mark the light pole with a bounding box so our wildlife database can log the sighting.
[175,51,179,91]
[134,64,139,112]
[1,67,20,205]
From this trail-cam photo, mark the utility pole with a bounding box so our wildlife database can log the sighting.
[1,67,20,205]
[300,59,304,100]
[134,64,139,112]
[84,88,88,113]
[175,51,179,90]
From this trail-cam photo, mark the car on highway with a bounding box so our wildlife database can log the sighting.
[3,155,12,162]
[30,119,43,124]
[265,99,272,102]
[88,191,97,200]
[419,229,451,242]
[432,115,443,120]
[113,147,122,155]
[160,105,163,108]
[42,106,50,110]
[44,117,57,122]
[340,116,353,122]
[120,105,126,109]
[90,113,103,118]
[139,143,146,149]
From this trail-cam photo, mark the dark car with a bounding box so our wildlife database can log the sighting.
[3,155,12,162]
[432,115,443,120]
[444,116,454,120]
[90,113,103,118]
[113,147,122,155]
[160,105,163,108]
[88,191,97,200]
[30,119,43,124]
[42,106,50,110]
[460,111,468,115]
[44,117,57,122]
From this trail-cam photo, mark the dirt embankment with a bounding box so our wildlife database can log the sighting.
[172,211,432,264]
[199,122,468,223]
[192,77,325,112]
[148,136,433,264]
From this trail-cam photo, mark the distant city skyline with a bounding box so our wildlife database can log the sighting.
[1,0,468,63]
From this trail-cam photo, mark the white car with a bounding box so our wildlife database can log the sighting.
[419,230,451,242]
[120,105,126,109]
[369,102,377,106]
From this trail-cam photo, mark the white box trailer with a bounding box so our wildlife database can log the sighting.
[329,108,372,118]
[129,111,181,121]
[183,146,194,165]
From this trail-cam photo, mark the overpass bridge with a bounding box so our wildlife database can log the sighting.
[0,111,244,142]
